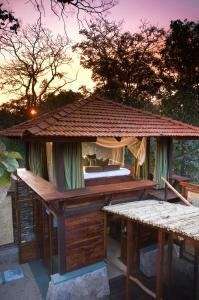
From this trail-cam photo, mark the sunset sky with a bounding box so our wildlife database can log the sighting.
[1,0,198,104]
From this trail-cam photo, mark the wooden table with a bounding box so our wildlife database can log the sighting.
[104,200,199,300]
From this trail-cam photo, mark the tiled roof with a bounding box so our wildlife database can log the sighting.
[1,95,199,138]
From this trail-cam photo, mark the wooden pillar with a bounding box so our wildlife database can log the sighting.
[54,143,65,192]
[49,213,54,275]
[193,242,199,300]
[147,137,150,179]
[133,223,140,270]
[167,137,173,180]
[167,233,173,287]
[104,212,108,260]
[58,202,66,274]
[126,220,135,300]
[156,229,165,300]
[25,142,30,170]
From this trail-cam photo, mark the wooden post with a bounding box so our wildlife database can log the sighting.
[126,220,135,300]
[54,142,65,192]
[25,142,30,170]
[193,242,199,300]
[104,212,108,260]
[156,229,165,300]
[133,223,140,270]
[58,202,66,274]
[167,233,173,287]
[164,184,168,202]
[161,177,192,206]
[147,137,150,179]
[49,213,54,275]
[167,137,173,180]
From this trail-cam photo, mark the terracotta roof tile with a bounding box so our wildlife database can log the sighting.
[1,95,199,139]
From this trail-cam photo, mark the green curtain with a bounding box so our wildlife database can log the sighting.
[29,142,48,180]
[154,137,169,189]
[63,142,85,189]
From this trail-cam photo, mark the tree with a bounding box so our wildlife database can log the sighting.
[31,0,116,24]
[0,90,81,129]
[0,3,19,51]
[160,20,199,181]
[75,20,165,108]
[0,3,19,34]
[161,20,199,125]
[39,89,82,113]
[0,23,73,109]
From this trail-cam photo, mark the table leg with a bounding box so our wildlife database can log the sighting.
[126,220,136,300]
[156,229,165,300]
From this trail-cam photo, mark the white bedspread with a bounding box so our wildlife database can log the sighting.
[83,167,130,180]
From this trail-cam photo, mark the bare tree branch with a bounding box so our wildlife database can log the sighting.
[0,23,75,109]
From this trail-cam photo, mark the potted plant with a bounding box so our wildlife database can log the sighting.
[0,141,22,202]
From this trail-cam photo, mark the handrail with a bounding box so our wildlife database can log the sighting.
[161,176,192,207]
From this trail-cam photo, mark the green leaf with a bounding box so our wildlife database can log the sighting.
[0,141,6,152]
[1,158,19,172]
[0,171,11,188]
[7,151,22,160]
[0,167,5,176]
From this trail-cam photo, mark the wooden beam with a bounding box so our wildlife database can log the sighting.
[49,213,54,275]
[194,242,199,300]
[167,233,173,287]
[54,143,65,192]
[57,202,66,274]
[161,176,192,206]
[104,212,107,260]
[147,137,150,179]
[126,220,135,300]
[23,136,97,143]
[25,142,30,170]
[167,137,173,180]
[156,229,165,300]
[64,202,105,217]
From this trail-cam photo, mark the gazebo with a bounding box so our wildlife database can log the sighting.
[1,95,199,299]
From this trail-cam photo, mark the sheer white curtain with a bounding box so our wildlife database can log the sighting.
[96,137,147,166]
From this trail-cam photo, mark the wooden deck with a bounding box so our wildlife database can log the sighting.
[17,168,156,204]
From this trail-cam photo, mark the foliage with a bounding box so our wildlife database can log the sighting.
[0,90,82,129]
[160,20,199,183]
[173,140,199,184]
[0,3,19,33]
[0,23,73,110]
[39,90,82,113]
[0,141,22,188]
[32,0,116,26]
[75,20,165,109]
[161,20,199,125]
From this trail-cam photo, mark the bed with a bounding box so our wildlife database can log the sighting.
[83,167,130,180]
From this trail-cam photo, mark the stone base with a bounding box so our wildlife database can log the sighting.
[46,261,110,300]
[140,244,179,277]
